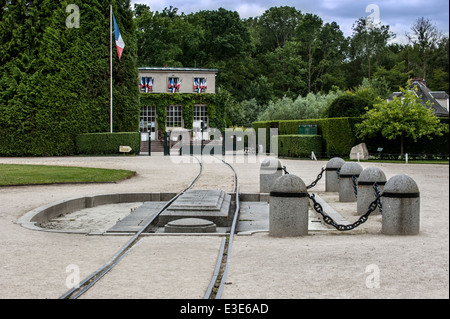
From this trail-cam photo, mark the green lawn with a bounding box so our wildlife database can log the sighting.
[0,164,136,186]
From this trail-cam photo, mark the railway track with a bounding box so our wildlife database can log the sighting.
[59,155,240,299]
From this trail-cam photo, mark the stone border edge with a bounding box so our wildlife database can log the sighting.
[17,192,269,234]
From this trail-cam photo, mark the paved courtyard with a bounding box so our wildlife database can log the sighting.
[0,155,448,299]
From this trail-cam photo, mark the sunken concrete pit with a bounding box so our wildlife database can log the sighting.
[19,191,342,235]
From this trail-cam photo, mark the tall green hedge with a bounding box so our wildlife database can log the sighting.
[254,118,358,157]
[275,135,323,158]
[253,117,449,158]
[76,132,140,155]
[0,1,139,156]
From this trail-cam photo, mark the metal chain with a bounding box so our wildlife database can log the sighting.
[336,168,341,178]
[373,182,383,214]
[307,192,381,231]
[282,166,289,175]
[352,175,358,198]
[306,167,325,189]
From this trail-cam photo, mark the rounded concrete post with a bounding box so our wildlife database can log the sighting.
[325,157,345,192]
[339,162,363,202]
[260,157,282,193]
[357,167,386,216]
[269,174,308,237]
[382,175,420,235]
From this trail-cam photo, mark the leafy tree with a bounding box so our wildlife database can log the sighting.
[258,90,343,121]
[257,6,302,52]
[323,94,373,118]
[261,40,306,98]
[134,4,194,67]
[410,17,442,79]
[356,83,448,156]
[349,18,395,81]
[313,22,348,92]
[226,98,265,127]
[242,75,275,107]
[196,8,251,63]
[373,61,410,92]
[295,13,322,93]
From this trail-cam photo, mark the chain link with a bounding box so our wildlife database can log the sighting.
[282,166,289,175]
[373,182,383,213]
[352,175,358,198]
[307,167,325,189]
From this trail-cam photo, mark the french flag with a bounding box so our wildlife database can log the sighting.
[113,13,125,60]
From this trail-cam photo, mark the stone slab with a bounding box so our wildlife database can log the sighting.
[312,194,349,226]
[106,202,165,233]
[168,190,225,211]
[158,190,231,227]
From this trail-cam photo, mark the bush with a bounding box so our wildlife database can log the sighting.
[254,118,358,157]
[76,132,140,155]
[275,135,322,158]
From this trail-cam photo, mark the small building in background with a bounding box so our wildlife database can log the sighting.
[387,77,449,118]
[137,67,220,142]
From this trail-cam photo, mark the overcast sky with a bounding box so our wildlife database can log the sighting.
[130,0,449,44]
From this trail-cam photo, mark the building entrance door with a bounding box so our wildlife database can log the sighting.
[140,106,157,140]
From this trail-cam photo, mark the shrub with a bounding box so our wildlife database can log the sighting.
[76,132,140,155]
[275,135,322,158]
[254,118,358,157]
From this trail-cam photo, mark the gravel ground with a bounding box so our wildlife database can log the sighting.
[0,155,448,299]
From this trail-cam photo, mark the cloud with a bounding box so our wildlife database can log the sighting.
[235,2,268,18]
[130,0,449,39]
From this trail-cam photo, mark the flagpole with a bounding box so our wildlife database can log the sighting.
[110,4,113,133]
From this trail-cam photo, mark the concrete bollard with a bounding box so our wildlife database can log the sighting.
[269,174,309,237]
[260,157,282,193]
[325,157,345,192]
[357,167,386,216]
[339,162,363,202]
[382,175,420,235]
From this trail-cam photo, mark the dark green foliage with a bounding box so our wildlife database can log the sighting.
[276,135,322,158]
[76,132,140,155]
[362,118,449,155]
[254,117,448,158]
[254,118,358,157]
[0,1,138,156]
[323,94,373,118]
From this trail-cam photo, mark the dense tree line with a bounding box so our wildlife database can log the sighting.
[134,5,449,125]
[0,2,448,156]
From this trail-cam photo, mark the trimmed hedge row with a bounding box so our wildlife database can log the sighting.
[254,118,359,157]
[275,135,323,158]
[254,117,449,158]
[76,132,140,155]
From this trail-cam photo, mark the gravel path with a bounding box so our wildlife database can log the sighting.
[0,155,448,299]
